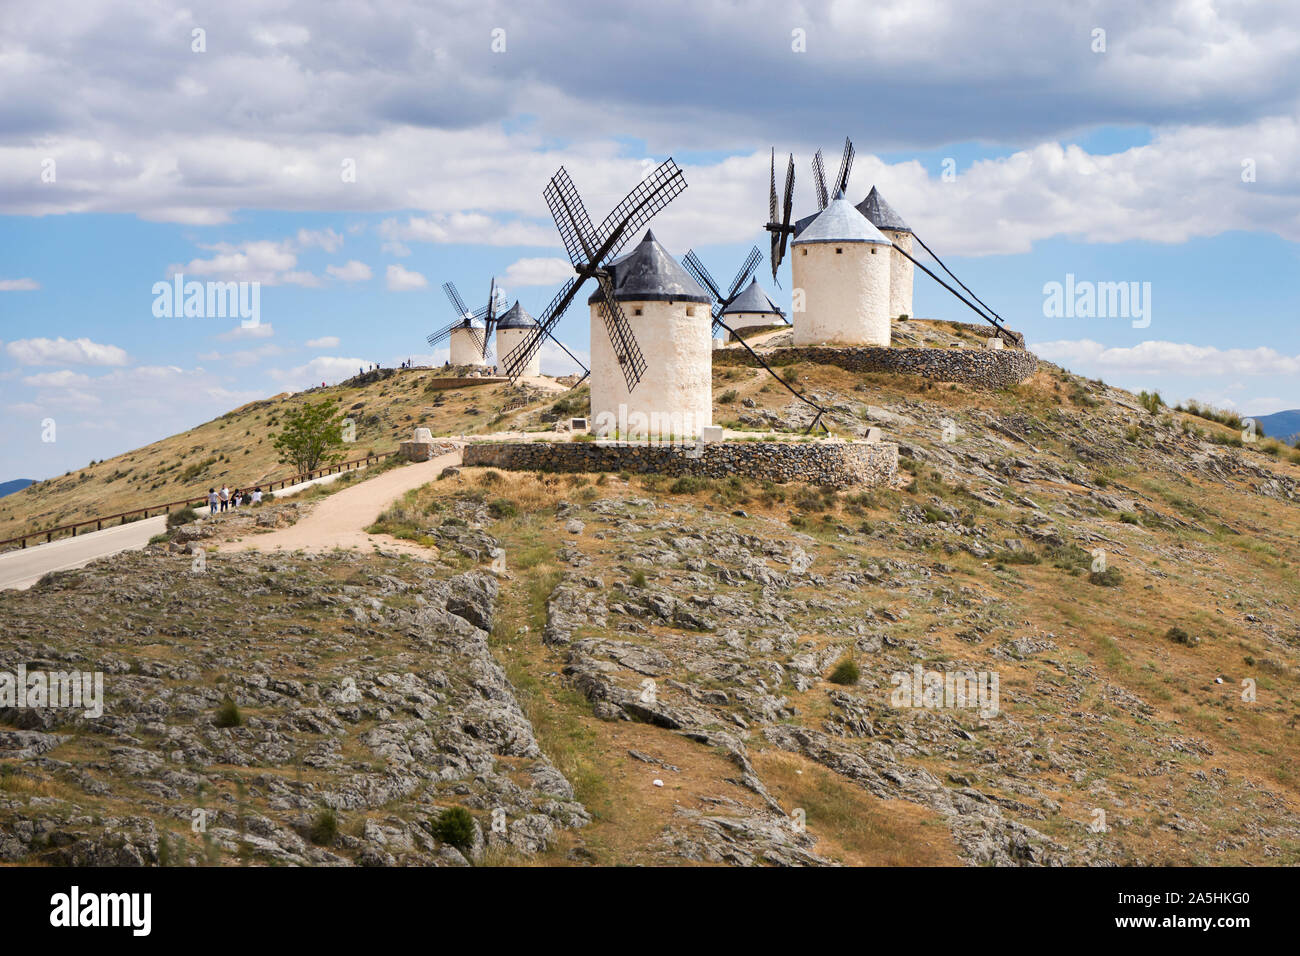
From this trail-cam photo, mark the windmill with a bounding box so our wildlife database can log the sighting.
[426,279,501,363]
[762,149,796,285]
[681,245,763,336]
[793,137,855,238]
[682,245,829,435]
[500,160,688,389]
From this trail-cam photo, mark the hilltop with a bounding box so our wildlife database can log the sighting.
[0,368,577,545]
[2,318,1299,866]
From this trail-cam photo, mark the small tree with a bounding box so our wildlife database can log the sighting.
[272,399,346,475]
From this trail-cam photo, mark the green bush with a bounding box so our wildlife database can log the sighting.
[668,476,709,494]
[214,697,242,728]
[1089,567,1123,587]
[166,507,198,528]
[1166,626,1200,647]
[828,657,860,685]
[630,569,648,588]
[992,549,1040,565]
[488,499,518,519]
[309,808,339,846]
[717,389,739,404]
[431,806,476,852]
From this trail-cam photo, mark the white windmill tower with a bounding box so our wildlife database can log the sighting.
[588,230,713,439]
[428,281,495,367]
[719,277,786,339]
[791,197,893,347]
[858,187,914,320]
[493,301,541,377]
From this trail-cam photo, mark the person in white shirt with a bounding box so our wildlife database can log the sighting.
[252,488,263,504]
[219,485,230,512]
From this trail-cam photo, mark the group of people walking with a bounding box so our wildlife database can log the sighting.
[207,484,262,514]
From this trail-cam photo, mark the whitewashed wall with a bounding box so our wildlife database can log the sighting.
[449,328,487,366]
[495,327,541,376]
[792,242,892,347]
[590,299,712,439]
[885,229,914,319]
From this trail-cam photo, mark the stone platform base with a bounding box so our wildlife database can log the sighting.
[714,344,1037,389]
[399,439,462,462]
[462,439,897,489]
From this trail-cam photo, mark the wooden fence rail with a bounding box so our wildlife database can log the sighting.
[0,451,397,551]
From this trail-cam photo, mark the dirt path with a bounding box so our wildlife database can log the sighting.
[218,450,462,556]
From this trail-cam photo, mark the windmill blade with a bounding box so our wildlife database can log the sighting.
[682,249,724,302]
[726,246,763,300]
[768,148,778,227]
[426,318,462,348]
[501,277,580,381]
[481,278,497,359]
[834,137,854,197]
[545,167,599,267]
[594,158,687,263]
[812,149,829,210]
[773,155,795,284]
[594,275,647,391]
[782,153,795,227]
[443,282,472,320]
[466,326,486,356]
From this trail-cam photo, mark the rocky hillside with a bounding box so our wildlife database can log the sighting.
[2,321,1299,866]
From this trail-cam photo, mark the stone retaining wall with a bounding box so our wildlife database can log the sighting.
[713,344,1037,389]
[398,439,464,462]
[463,439,897,489]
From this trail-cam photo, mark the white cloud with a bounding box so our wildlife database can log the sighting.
[539,340,589,377]
[377,213,555,248]
[0,1,1296,258]
[6,337,130,367]
[502,257,573,288]
[199,344,284,367]
[296,228,343,252]
[0,278,40,291]
[22,370,93,388]
[386,263,428,291]
[270,356,371,386]
[306,335,340,348]
[1031,339,1300,377]
[325,260,373,282]
[217,323,275,341]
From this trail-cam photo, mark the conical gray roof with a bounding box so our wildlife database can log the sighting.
[856,186,911,234]
[791,197,890,246]
[721,277,784,317]
[495,300,536,330]
[587,230,712,305]
[456,314,486,330]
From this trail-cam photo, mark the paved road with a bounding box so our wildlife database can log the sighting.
[0,468,371,592]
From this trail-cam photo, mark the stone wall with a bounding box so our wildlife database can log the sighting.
[398,439,464,462]
[463,439,897,489]
[714,344,1037,389]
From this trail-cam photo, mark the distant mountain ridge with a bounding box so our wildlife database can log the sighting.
[0,479,35,498]
[1252,409,1300,444]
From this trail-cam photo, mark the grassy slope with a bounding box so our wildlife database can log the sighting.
[0,370,579,543]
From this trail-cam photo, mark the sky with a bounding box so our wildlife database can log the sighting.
[2,0,1300,480]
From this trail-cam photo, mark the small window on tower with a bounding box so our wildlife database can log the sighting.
[634,307,643,316]
[836,247,843,254]
[871,247,877,254]
[801,248,808,256]
[686,307,695,317]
